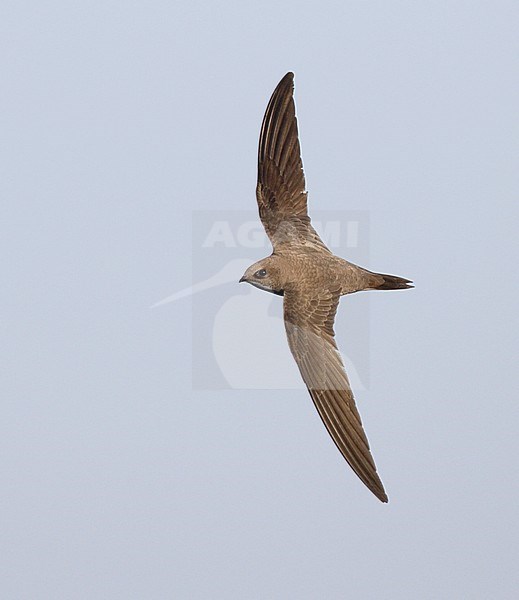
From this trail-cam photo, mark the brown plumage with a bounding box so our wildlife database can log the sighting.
[240,72,413,503]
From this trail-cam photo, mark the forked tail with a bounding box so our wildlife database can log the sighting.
[373,272,414,290]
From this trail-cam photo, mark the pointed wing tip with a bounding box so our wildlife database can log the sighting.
[369,484,388,503]
[278,71,295,88]
[369,480,388,503]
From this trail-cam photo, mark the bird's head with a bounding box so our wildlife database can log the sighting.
[239,256,285,296]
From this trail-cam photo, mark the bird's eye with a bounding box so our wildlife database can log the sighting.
[254,269,267,278]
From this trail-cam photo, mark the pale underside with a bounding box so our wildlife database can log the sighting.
[255,72,388,502]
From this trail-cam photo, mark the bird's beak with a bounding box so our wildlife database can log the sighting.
[239,276,246,283]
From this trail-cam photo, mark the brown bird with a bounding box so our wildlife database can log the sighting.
[239,72,412,502]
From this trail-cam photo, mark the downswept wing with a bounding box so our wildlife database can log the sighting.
[256,72,329,251]
[283,289,388,502]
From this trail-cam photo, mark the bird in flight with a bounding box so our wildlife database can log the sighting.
[239,72,413,502]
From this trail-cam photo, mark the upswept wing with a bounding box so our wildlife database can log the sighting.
[256,73,328,251]
[283,289,388,502]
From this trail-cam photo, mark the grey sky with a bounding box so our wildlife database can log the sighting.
[1,1,518,598]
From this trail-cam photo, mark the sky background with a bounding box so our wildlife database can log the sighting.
[2,1,518,598]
